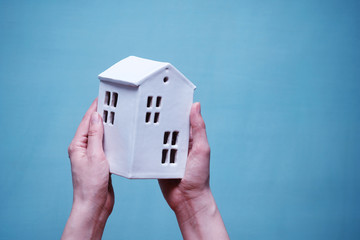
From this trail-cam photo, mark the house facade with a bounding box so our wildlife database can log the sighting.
[97,56,196,178]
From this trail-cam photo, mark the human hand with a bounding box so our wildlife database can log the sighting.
[159,102,229,239]
[62,99,114,240]
[158,102,211,211]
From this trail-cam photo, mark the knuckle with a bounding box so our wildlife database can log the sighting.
[194,142,211,156]
[202,144,211,156]
[87,129,99,137]
[68,143,76,156]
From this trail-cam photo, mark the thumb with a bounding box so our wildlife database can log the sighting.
[87,112,105,158]
[190,103,210,153]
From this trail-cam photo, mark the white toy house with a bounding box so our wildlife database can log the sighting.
[97,56,196,178]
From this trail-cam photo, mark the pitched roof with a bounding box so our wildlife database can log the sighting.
[98,56,195,89]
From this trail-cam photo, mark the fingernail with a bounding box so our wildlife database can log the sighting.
[91,112,100,124]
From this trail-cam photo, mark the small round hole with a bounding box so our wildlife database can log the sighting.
[163,76,169,83]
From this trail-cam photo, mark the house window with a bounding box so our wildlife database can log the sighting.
[161,131,179,164]
[103,90,118,125]
[156,96,162,107]
[105,91,110,105]
[111,92,118,107]
[103,110,115,125]
[103,110,108,123]
[147,96,153,108]
[154,112,160,123]
[145,95,162,124]
[163,131,170,144]
[145,112,151,123]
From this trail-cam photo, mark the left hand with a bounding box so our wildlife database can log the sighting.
[158,103,229,239]
[62,99,114,240]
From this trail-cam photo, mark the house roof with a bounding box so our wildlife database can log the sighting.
[98,56,196,89]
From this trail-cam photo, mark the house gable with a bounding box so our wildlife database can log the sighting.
[98,56,196,89]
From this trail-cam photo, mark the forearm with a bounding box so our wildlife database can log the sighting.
[174,190,229,240]
[61,203,108,240]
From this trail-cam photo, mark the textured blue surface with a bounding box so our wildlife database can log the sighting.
[1,0,360,239]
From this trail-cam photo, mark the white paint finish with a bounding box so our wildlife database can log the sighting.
[97,81,138,176]
[97,56,196,179]
[98,56,196,89]
[99,56,168,87]
[132,69,193,178]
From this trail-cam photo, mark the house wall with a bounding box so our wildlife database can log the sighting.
[131,66,194,178]
[97,80,138,177]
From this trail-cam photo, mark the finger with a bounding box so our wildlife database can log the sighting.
[68,99,98,158]
[72,98,98,144]
[108,175,114,193]
[188,124,193,153]
[87,112,105,160]
[190,102,210,153]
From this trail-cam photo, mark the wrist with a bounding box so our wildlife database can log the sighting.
[173,189,229,240]
[61,202,109,240]
[72,199,111,226]
[173,188,215,226]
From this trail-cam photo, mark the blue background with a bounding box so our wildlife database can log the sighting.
[1,0,359,239]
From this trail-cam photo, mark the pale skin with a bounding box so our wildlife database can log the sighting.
[62,99,229,240]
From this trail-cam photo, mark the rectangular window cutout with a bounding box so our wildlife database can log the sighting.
[171,131,179,145]
[170,149,177,164]
[103,110,108,123]
[145,112,151,123]
[104,91,110,106]
[154,112,160,123]
[109,112,115,125]
[156,96,162,107]
[147,96,153,108]
[163,131,170,144]
[111,92,118,107]
[162,149,168,164]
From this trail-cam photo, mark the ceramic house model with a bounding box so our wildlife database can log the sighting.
[97,56,196,178]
